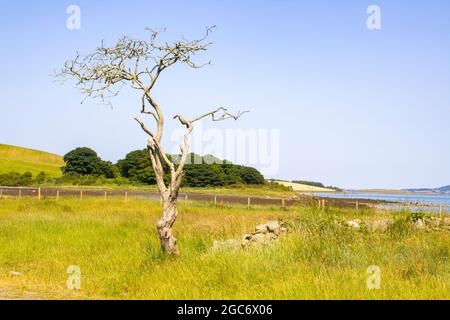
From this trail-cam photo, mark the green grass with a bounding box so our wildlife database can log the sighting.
[0,144,64,177]
[182,184,297,197]
[43,183,296,198]
[0,198,448,300]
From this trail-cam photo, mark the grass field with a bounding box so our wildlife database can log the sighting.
[41,183,297,198]
[0,144,64,177]
[0,197,448,300]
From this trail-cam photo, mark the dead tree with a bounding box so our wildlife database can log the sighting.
[57,27,247,255]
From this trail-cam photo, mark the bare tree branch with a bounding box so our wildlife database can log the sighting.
[172,107,248,180]
[58,26,248,256]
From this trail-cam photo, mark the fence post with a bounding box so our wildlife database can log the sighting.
[214,195,217,205]
[0,188,2,199]
[104,191,107,201]
[125,192,128,202]
[247,197,251,209]
[321,199,325,212]
[80,190,83,201]
[18,188,22,199]
[356,201,359,213]
[38,188,41,201]
[56,190,60,201]
[439,203,443,218]
[185,194,188,206]
[282,198,285,209]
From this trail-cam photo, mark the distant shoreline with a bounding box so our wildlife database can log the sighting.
[351,190,447,196]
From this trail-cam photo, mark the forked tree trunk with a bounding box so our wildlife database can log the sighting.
[157,195,179,256]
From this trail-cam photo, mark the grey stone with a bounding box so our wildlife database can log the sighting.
[426,218,441,228]
[254,224,269,234]
[213,220,288,250]
[367,219,393,232]
[266,221,281,233]
[347,220,360,230]
[414,219,426,230]
[250,233,269,243]
[265,233,278,241]
[241,234,252,247]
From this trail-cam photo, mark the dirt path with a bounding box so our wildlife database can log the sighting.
[0,288,44,300]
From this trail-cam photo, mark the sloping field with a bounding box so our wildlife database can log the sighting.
[0,144,64,177]
[275,181,336,193]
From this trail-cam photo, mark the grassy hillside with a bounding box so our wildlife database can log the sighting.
[0,144,64,177]
[275,180,336,193]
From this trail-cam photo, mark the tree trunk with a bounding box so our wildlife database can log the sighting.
[156,195,179,256]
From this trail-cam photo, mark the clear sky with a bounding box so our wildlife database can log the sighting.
[0,0,449,189]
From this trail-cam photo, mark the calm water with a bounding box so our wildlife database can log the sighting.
[313,192,450,213]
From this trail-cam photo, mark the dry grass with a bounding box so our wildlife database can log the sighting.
[0,197,448,300]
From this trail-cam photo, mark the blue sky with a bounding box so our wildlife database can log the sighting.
[0,0,449,189]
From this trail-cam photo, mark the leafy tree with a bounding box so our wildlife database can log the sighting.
[118,151,265,187]
[238,166,265,185]
[183,164,226,187]
[0,172,33,186]
[62,147,118,178]
[35,171,49,184]
[117,149,156,184]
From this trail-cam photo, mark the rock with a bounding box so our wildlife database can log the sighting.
[213,220,288,250]
[366,219,393,232]
[241,234,252,247]
[266,221,281,233]
[250,233,269,244]
[426,218,441,228]
[242,234,252,241]
[414,219,426,230]
[265,233,278,241]
[9,271,22,277]
[442,218,450,226]
[347,220,360,230]
[254,224,269,234]
[213,239,240,251]
[254,221,281,235]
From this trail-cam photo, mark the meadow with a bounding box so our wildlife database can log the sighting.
[0,144,64,177]
[0,197,448,300]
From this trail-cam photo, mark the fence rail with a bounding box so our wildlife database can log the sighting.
[0,186,299,209]
[0,186,448,214]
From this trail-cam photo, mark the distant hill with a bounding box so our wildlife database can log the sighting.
[275,181,337,193]
[0,144,64,177]
[404,185,450,195]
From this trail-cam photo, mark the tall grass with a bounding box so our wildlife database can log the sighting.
[0,197,448,299]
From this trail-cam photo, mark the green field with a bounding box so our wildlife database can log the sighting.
[0,197,448,300]
[41,183,297,198]
[0,144,64,177]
